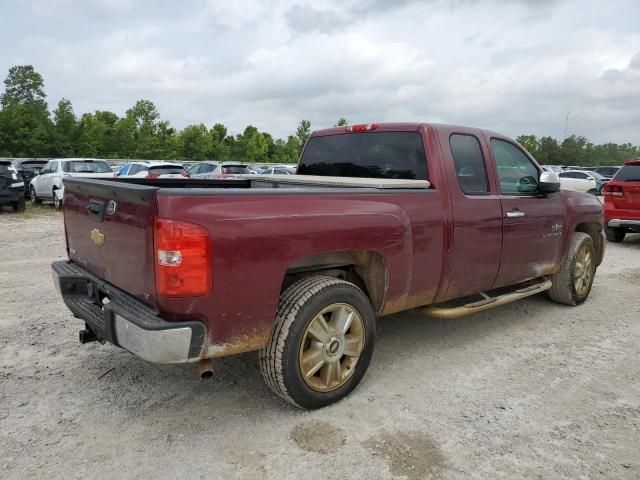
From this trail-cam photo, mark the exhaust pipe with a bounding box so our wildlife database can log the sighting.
[197,359,214,379]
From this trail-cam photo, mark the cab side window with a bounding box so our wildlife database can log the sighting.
[450,134,489,195]
[491,139,539,194]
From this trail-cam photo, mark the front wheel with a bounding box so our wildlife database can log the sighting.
[30,186,41,205]
[548,232,596,305]
[259,276,376,409]
[605,227,625,243]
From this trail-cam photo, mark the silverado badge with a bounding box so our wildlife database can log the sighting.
[90,228,105,246]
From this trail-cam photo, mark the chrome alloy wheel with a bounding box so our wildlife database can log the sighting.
[298,303,365,392]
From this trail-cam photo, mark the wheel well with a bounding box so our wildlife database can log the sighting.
[282,251,388,312]
[575,222,604,266]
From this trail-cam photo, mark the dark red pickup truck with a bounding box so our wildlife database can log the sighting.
[52,123,605,408]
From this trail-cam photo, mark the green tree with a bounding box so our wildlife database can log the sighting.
[179,124,212,160]
[516,135,539,158]
[1,65,47,109]
[335,117,348,127]
[295,119,311,153]
[0,65,52,156]
[52,98,78,156]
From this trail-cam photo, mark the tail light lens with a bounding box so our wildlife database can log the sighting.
[146,173,160,179]
[345,123,378,132]
[603,184,623,197]
[181,172,190,178]
[154,218,212,297]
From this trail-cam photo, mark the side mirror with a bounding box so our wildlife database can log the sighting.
[539,171,560,194]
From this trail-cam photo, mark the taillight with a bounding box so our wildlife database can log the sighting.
[181,172,190,178]
[345,123,378,132]
[154,218,212,297]
[146,173,160,179]
[603,184,623,197]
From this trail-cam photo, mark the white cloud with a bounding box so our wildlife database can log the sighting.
[1,0,639,143]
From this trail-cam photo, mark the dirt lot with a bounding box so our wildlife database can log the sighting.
[1,207,639,480]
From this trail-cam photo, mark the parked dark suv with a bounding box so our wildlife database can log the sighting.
[11,158,48,197]
[0,160,26,212]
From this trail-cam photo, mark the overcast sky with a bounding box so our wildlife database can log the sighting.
[1,0,639,143]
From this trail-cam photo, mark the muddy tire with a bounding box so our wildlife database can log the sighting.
[259,276,376,409]
[30,186,41,205]
[548,232,596,306]
[605,227,625,243]
[12,196,26,213]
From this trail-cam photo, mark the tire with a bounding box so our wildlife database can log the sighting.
[548,232,596,306]
[259,276,376,409]
[30,186,41,205]
[605,227,625,243]
[12,196,26,213]
[53,189,62,209]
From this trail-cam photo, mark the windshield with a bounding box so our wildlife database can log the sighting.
[586,171,605,180]
[62,160,112,173]
[615,164,640,181]
[222,166,249,174]
[298,132,428,180]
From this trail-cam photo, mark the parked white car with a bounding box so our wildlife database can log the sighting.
[187,161,250,179]
[117,161,189,179]
[30,158,114,209]
[558,170,599,194]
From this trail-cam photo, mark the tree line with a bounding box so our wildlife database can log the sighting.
[0,65,637,166]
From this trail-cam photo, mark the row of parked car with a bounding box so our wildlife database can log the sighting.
[541,165,621,195]
[0,158,298,211]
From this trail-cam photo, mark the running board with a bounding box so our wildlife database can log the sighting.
[420,278,552,319]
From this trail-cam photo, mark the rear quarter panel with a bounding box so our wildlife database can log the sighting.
[154,189,445,356]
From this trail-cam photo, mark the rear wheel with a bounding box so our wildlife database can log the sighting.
[53,189,62,209]
[259,276,376,409]
[548,232,596,305]
[30,186,41,205]
[12,196,26,213]
[605,227,626,243]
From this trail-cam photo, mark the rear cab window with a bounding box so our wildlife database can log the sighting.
[298,131,428,180]
[491,139,539,194]
[62,160,111,173]
[449,134,489,194]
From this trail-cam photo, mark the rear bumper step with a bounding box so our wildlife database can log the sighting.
[51,260,207,363]
[421,278,552,319]
[607,218,640,231]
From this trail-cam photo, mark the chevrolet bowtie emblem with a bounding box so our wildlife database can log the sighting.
[90,228,105,246]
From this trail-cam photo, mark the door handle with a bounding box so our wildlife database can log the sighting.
[506,210,525,218]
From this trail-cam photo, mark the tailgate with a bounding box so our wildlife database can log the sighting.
[62,178,159,307]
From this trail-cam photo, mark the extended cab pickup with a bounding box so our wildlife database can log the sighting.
[52,123,605,408]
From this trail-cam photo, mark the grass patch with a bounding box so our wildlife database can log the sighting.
[0,201,59,219]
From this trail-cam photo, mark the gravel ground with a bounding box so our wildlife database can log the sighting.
[1,207,639,480]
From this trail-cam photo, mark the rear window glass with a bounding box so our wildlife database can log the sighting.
[222,166,249,174]
[19,161,47,171]
[62,161,112,173]
[0,163,16,174]
[148,166,185,175]
[615,164,640,181]
[298,132,428,180]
